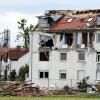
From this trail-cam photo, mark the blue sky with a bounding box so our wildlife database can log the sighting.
[0,0,100,47]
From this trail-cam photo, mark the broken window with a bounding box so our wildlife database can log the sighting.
[60,53,67,61]
[60,33,73,46]
[96,52,100,63]
[96,33,100,43]
[82,33,88,47]
[78,52,85,61]
[59,70,67,79]
[39,35,54,48]
[96,16,100,26]
[39,71,49,79]
[39,52,49,61]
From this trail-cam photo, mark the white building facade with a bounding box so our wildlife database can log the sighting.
[29,10,100,89]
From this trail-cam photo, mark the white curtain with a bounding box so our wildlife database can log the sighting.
[77,32,82,45]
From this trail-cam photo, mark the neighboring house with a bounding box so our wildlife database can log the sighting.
[0,47,29,78]
[30,9,100,89]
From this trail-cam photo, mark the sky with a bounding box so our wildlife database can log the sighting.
[0,0,100,47]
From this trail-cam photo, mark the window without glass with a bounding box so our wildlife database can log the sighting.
[39,52,49,61]
[39,71,49,79]
[97,33,100,42]
[78,52,85,61]
[60,53,67,61]
[60,33,73,46]
[97,16,100,25]
[59,70,67,79]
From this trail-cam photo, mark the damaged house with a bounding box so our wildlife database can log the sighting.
[30,9,100,89]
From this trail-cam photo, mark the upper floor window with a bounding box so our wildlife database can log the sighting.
[96,33,100,43]
[97,52,100,63]
[39,52,49,61]
[78,52,85,61]
[60,53,67,61]
[96,16,100,26]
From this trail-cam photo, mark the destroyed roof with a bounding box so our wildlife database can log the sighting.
[46,9,100,15]
[49,15,97,30]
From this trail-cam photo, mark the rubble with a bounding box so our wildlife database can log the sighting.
[0,81,44,96]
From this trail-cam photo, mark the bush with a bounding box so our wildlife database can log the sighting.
[77,77,91,92]
[10,69,17,81]
[18,64,29,81]
[96,82,100,92]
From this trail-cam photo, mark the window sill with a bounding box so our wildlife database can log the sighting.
[59,78,67,80]
[60,60,67,62]
[39,78,48,79]
[77,60,86,62]
[96,62,100,64]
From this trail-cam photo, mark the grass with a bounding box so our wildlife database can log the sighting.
[0,96,100,100]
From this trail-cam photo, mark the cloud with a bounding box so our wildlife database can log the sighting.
[0,12,35,47]
[0,0,100,47]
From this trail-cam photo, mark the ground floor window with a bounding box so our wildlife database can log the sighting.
[59,70,67,79]
[77,70,85,80]
[39,71,49,79]
[96,52,100,63]
[96,71,100,80]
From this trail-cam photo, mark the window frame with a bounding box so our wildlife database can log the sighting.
[77,52,85,61]
[39,52,49,61]
[39,70,49,79]
[96,33,100,43]
[96,52,100,63]
[59,70,67,79]
[60,52,67,61]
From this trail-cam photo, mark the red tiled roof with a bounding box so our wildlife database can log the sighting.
[49,15,96,30]
[0,48,29,61]
[8,48,29,60]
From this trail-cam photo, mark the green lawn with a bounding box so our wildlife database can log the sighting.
[0,96,100,100]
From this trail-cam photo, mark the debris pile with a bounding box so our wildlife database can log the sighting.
[0,81,44,96]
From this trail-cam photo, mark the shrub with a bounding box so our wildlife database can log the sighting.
[77,77,91,92]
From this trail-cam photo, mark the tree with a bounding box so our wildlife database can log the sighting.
[9,69,17,81]
[4,68,7,81]
[17,19,33,48]
[19,64,29,82]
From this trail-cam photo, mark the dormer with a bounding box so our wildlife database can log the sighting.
[38,16,49,28]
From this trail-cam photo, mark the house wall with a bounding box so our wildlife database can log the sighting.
[94,31,100,51]
[30,31,100,89]
[10,52,29,74]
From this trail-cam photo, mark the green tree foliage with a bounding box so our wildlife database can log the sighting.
[10,69,17,81]
[18,64,29,82]
[4,66,8,81]
[17,19,33,48]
